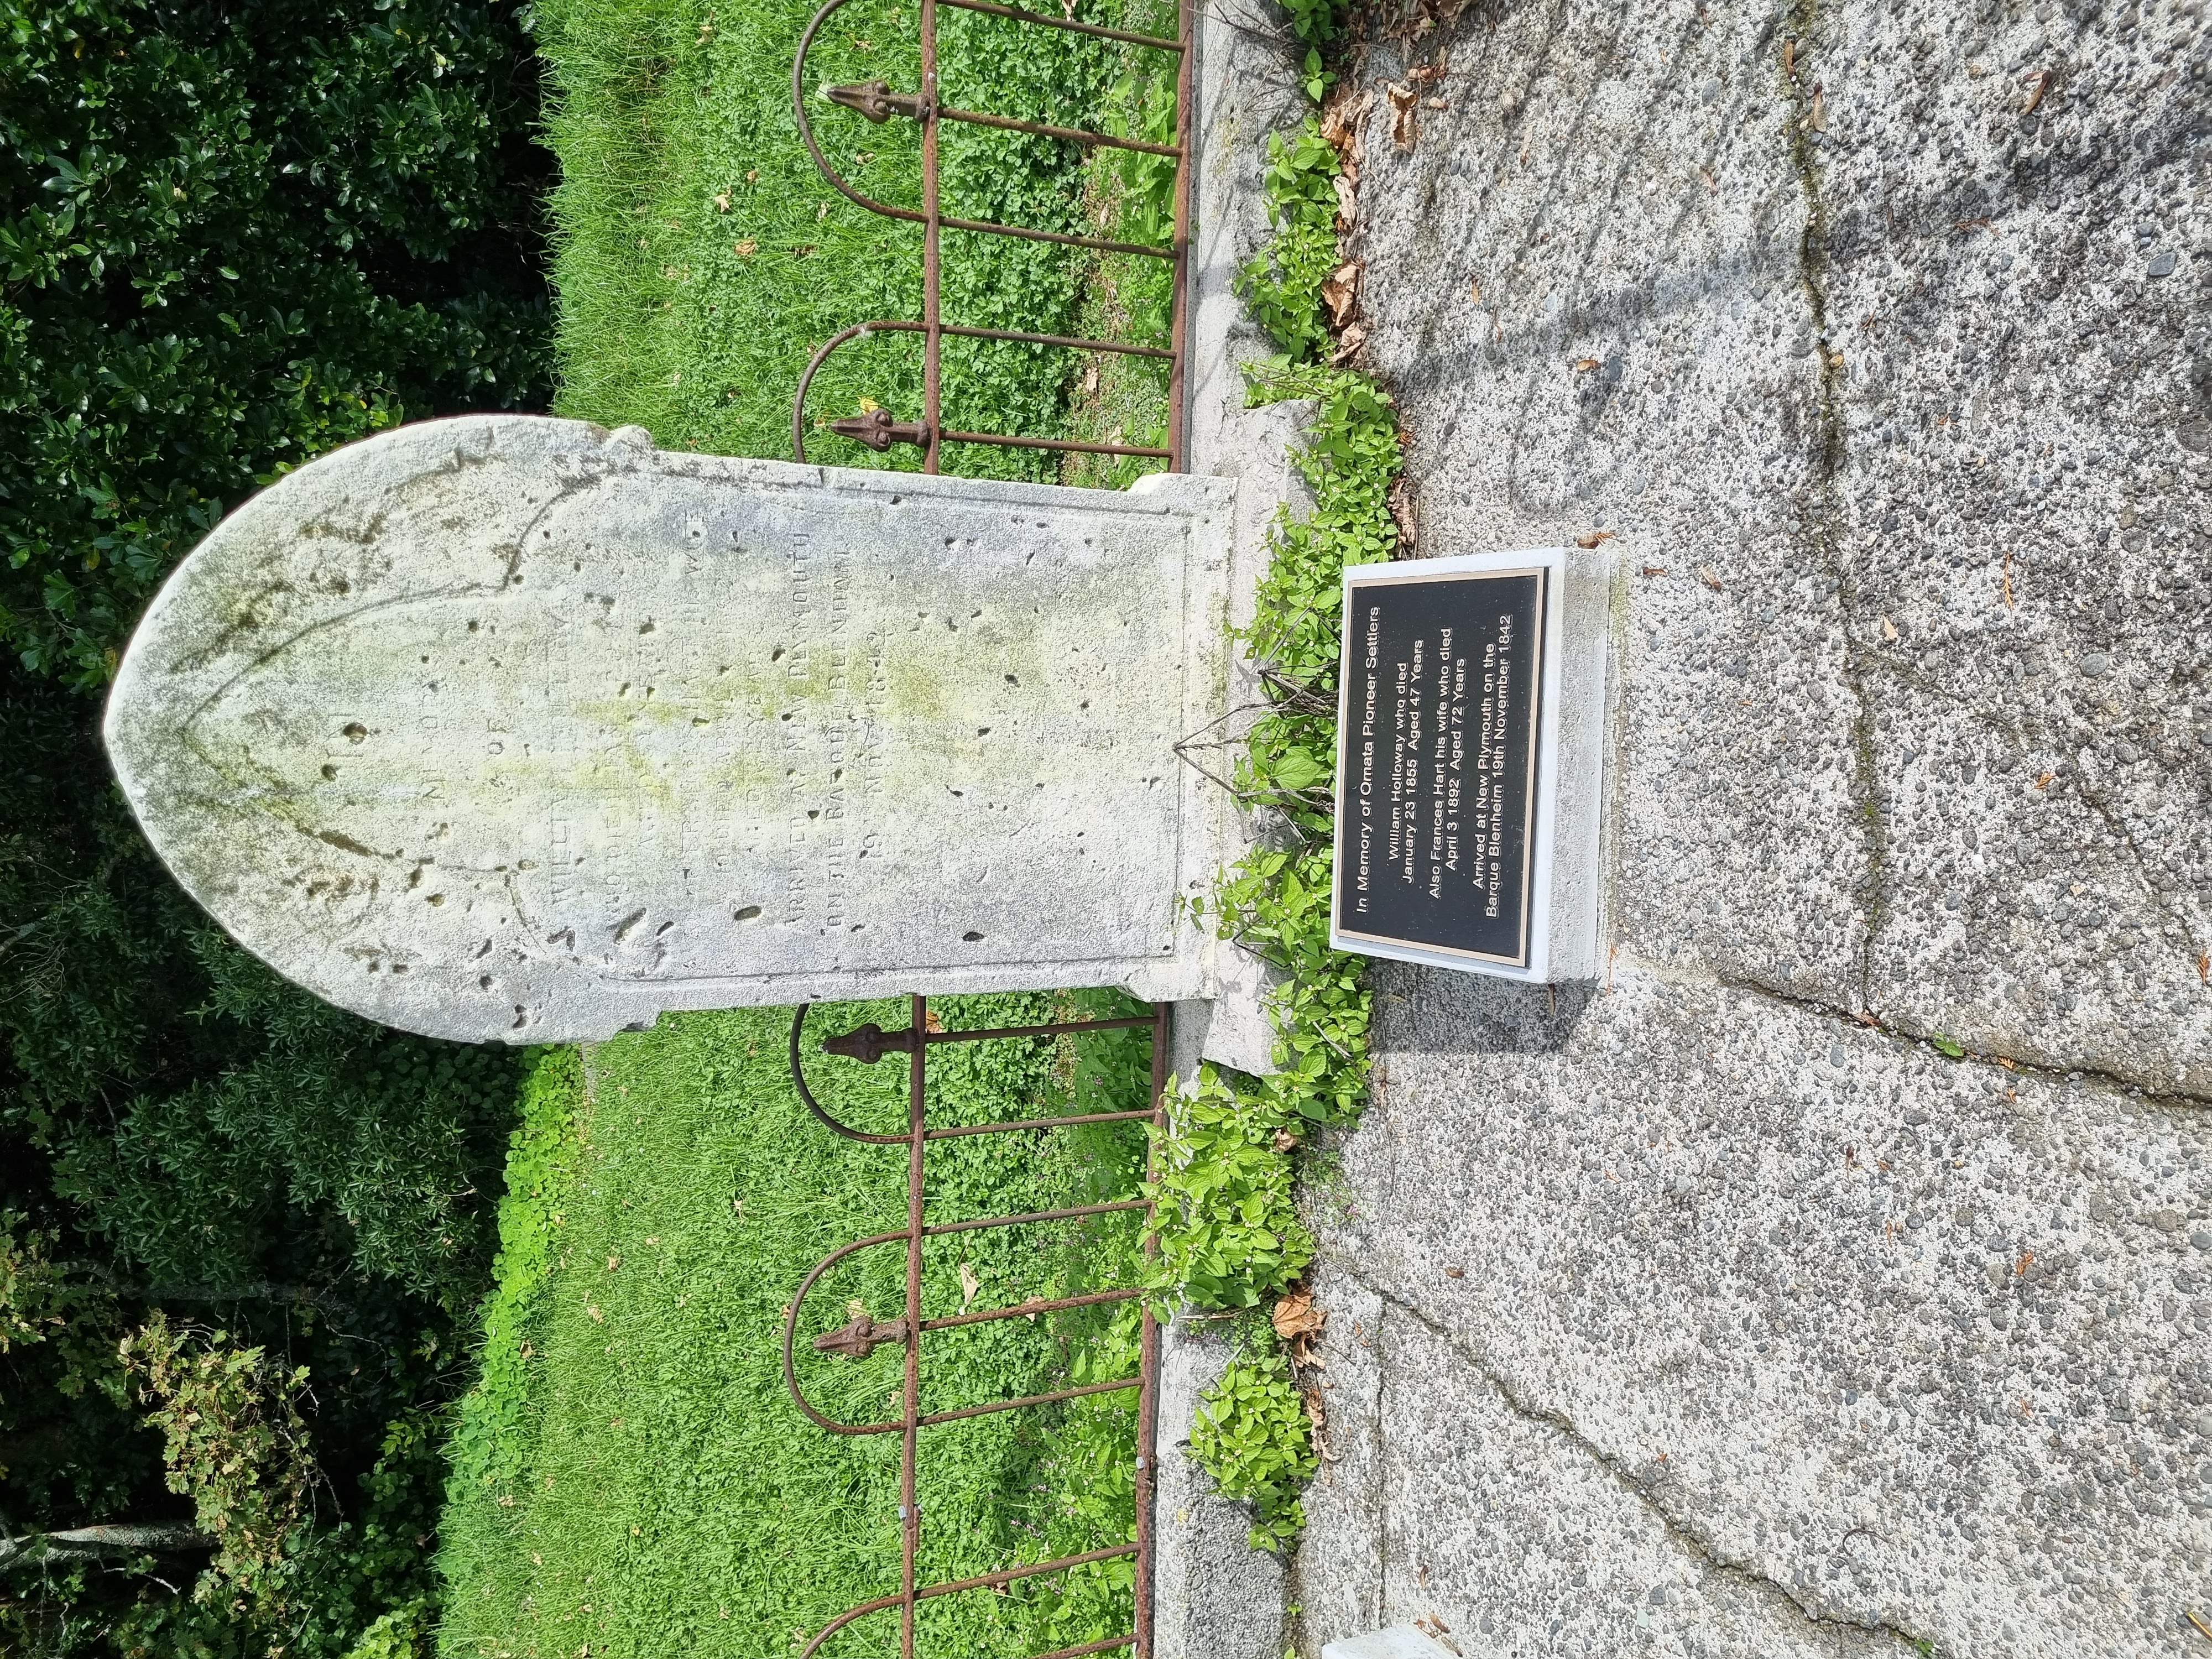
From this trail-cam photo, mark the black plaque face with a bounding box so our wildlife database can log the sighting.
[1332,566,1548,966]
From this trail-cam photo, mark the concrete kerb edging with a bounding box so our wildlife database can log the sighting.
[1150,0,1318,1643]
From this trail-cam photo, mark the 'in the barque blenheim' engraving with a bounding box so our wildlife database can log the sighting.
[105,417,1232,1043]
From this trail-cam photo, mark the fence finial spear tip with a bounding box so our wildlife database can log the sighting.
[821,80,928,122]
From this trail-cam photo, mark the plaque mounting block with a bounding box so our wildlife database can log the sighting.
[1328,547,1612,983]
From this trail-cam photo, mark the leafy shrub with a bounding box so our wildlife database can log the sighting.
[0,664,524,1655]
[116,1313,315,1608]
[0,0,552,690]
[1233,118,1340,363]
[1188,1353,1315,1551]
[52,938,520,1310]
[1,1,552,1649]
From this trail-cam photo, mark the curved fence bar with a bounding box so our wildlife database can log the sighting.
[796,1547,1141,1659]
[790,0,1192,472]
[781,997,1170,1656]
[791,0,925,227]
[788,1004,907,1144]
[792,321,1172,465]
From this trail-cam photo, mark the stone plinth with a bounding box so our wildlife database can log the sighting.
[105,416,1233,1043]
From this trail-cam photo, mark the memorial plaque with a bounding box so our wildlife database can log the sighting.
[1328,548,1611,983]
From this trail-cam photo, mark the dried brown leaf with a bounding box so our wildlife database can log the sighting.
[1272,1288,1327,1343]
[1388,476,1418,547]
[1332,170,1358,228]
[1321,260,1361,327]
[1319,88,1373,159]
[1329,321,1369,367]
[1387,82,1419,151]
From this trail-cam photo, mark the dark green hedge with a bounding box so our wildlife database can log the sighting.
[2,0,551,687]
[1,1,552,1651]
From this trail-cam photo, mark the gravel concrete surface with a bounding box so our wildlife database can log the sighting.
[1268,1,2212,1655]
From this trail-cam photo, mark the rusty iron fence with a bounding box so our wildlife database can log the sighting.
[782,997,1171,1659]
[789,0,1194,472]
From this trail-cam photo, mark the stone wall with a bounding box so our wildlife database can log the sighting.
[1257,1,2210,1655]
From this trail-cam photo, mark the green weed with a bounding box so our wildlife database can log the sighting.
[1159,0,1405,1554]
[1232,118,1341,366]
[1144,1069,1313,1310]
[1188,1353,1315,1552]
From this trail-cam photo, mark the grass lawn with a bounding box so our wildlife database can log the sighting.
[436,995,1155,1657]
[537,0,1179,479]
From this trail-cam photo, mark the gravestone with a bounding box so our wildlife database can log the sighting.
[104,415,1234,1044]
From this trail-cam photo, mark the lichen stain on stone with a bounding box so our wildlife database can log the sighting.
[310,826,393,859]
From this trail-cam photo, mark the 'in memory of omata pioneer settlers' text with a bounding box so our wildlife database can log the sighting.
[1334,567,1546,964]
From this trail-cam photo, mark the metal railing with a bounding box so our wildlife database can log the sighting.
[790,0,1194,472]
[782,997,1170,1659]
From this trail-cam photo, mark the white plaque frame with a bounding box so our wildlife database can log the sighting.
[1327,546,1612,985]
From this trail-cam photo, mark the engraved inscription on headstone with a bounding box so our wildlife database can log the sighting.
[1329,549,1612,983]
[103,416,1233,1044]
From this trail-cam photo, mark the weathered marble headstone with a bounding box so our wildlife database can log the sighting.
[105,416,1233,1043]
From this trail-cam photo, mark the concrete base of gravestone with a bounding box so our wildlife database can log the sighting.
[1147,18,1312,1658]
[1319,1627,1459,1659]
[1176,1,1326,1082]
[1149,1309,1287,1659]
[105,416,1237,1044]
[1181,395,1321,1079]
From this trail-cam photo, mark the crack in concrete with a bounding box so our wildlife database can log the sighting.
[1704,957,2212,1112]
[1330,1261,1926,1657]
[1373,1300,1391,1636]
[1780,0,1888,1019]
